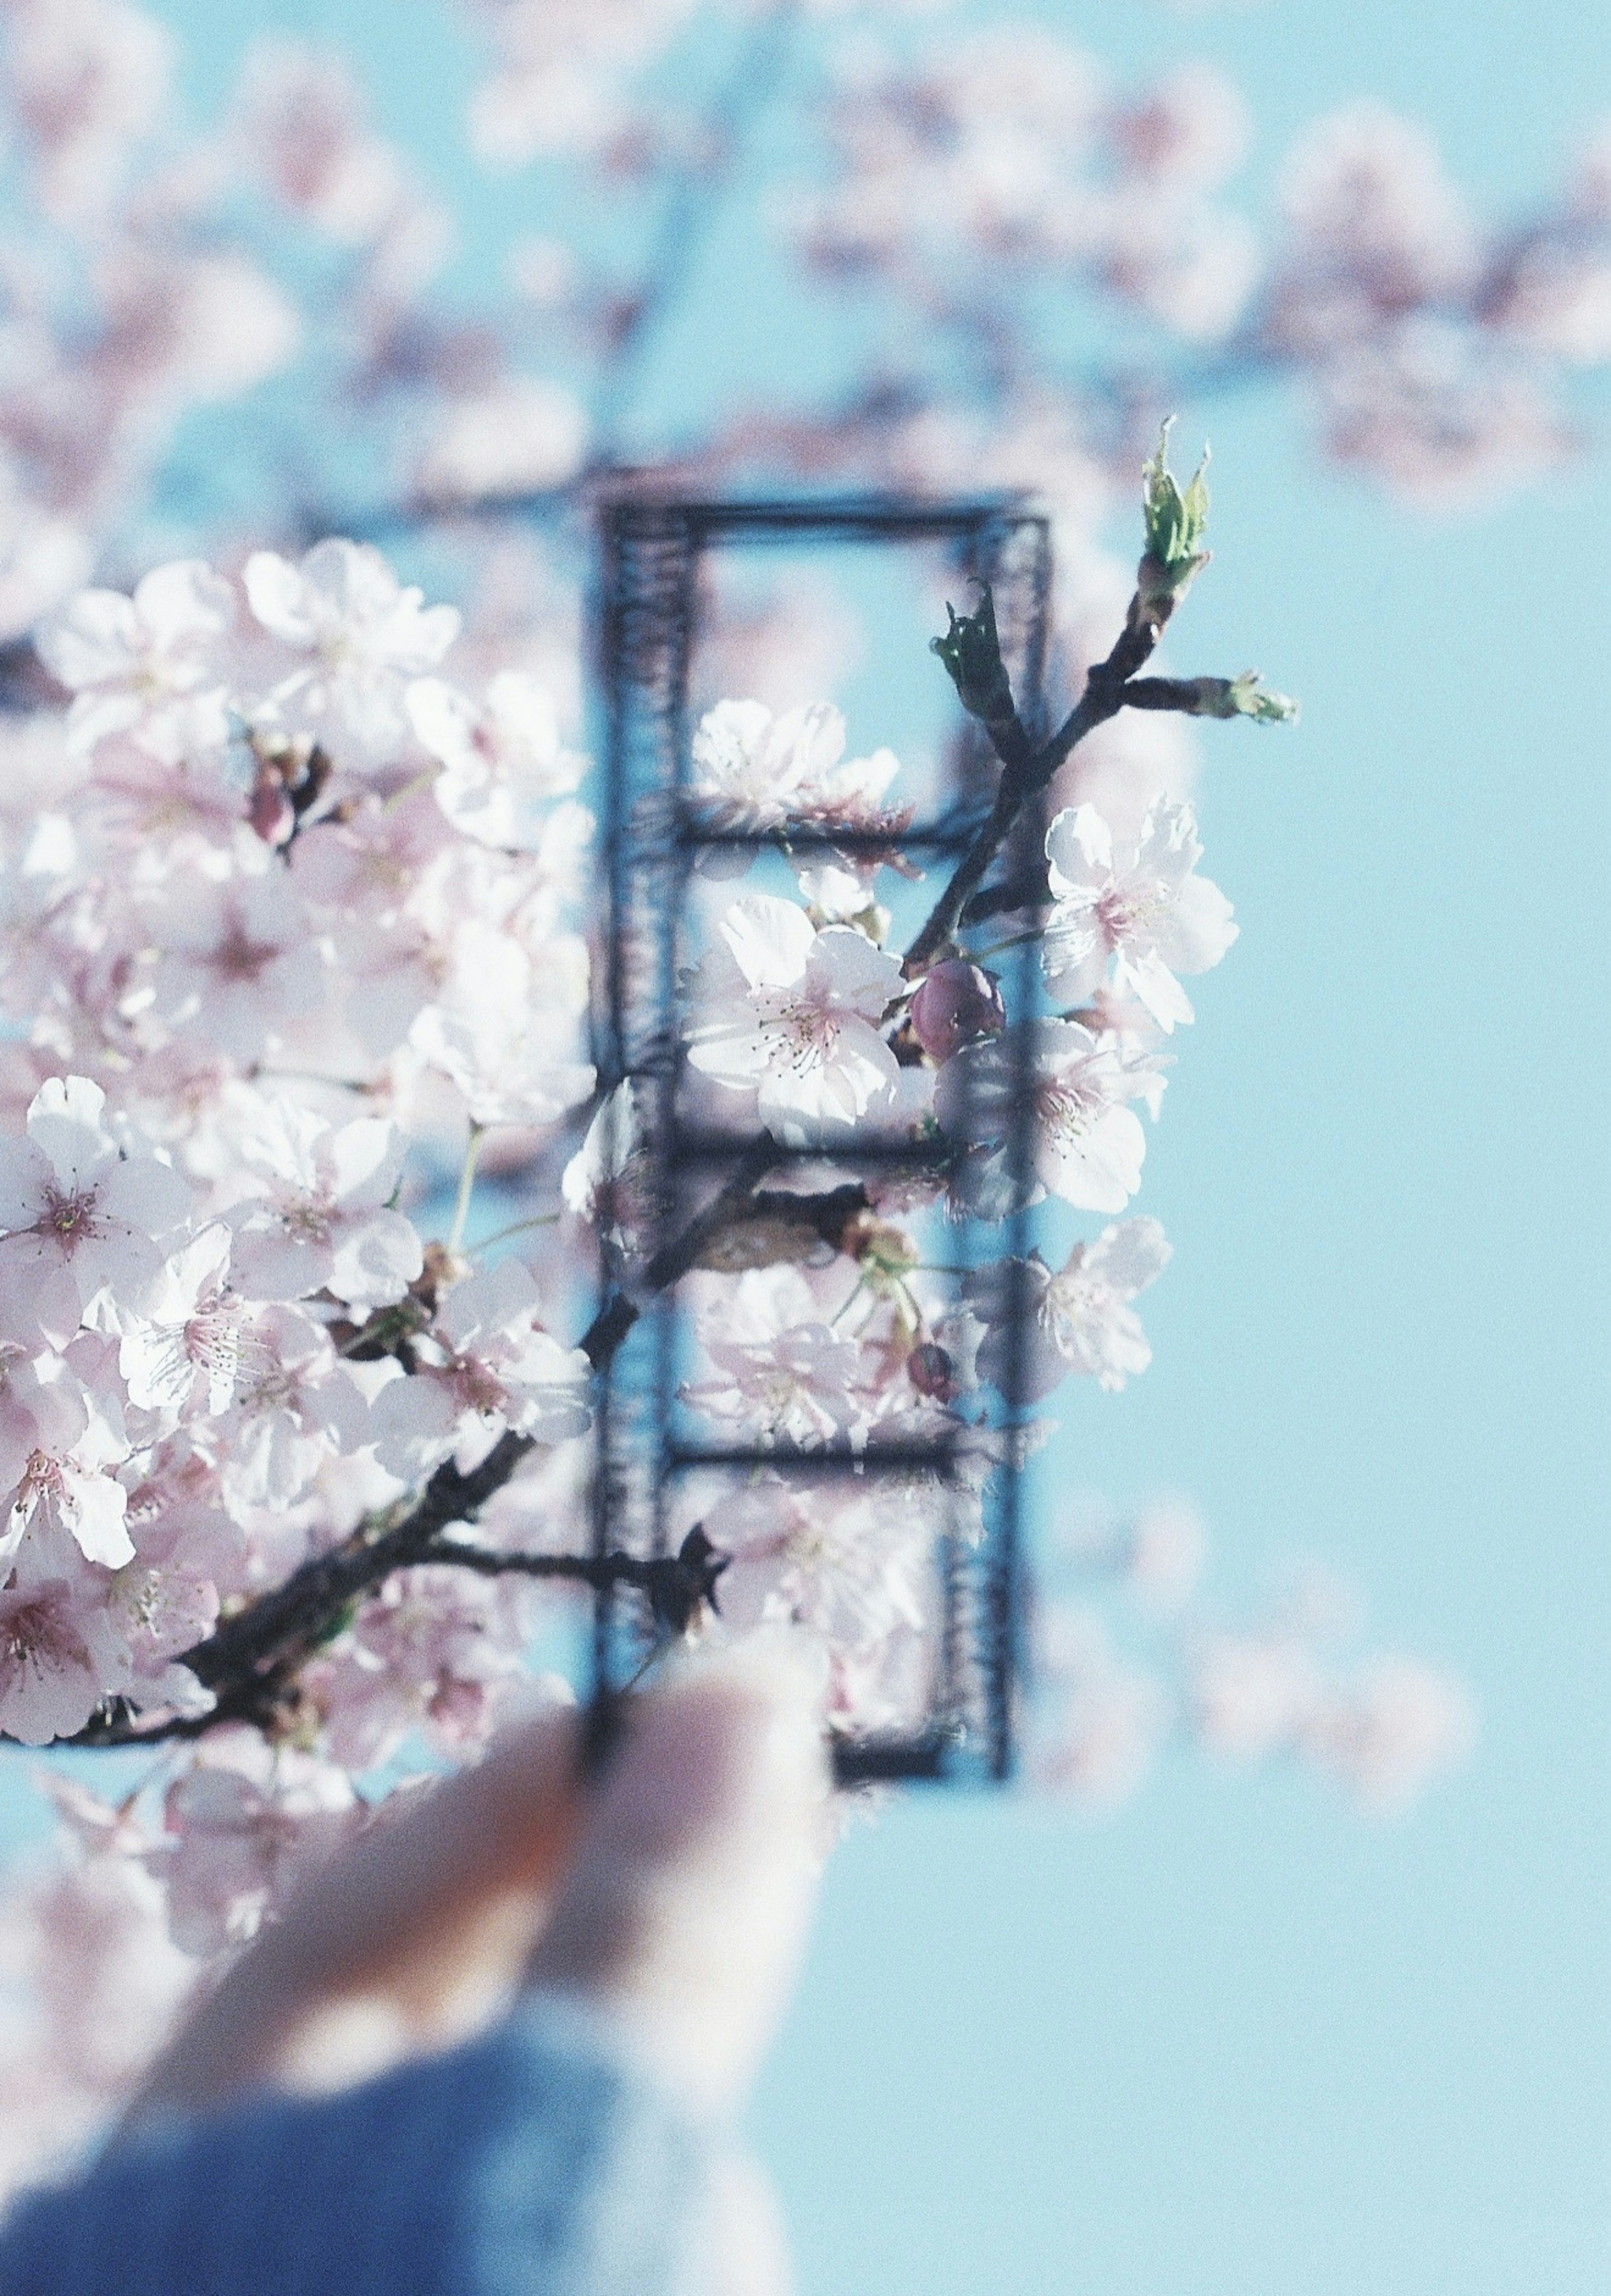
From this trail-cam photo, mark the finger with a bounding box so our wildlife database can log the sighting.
[703,2149,796,2296]
[523,1637,828,2117]
[130,1702,584,2120]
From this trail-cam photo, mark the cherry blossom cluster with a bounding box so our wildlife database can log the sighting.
[792,40,1611,506]
[0,0,1603,674]
[0,535,602,1759]
[0,439,1472,2189]
[1027,1499,1476,1817]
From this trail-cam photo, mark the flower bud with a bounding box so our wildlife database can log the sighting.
[907,1341,955,1401]
[930,588,1015,725]
[1136,418,1211,622]
[910,960,1007,1060]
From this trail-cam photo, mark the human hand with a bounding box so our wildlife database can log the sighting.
[127,1644,829,2294]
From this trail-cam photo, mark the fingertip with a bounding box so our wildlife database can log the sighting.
[523,1633,831,2112]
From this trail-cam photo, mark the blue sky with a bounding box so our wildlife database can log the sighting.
[4,3,1610,2291]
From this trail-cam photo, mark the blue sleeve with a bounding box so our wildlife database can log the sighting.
[0,1996,711,2296]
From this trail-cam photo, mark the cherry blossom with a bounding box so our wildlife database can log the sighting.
[683,1267,863,1450]
[149,871,326,1063]
[561,1080,652,1258]
[0,1076,189,1349]
[407,908,595,1127]
[415,375,588,504]
[224,1104,423,1312]
[1301,1658,1476,1814]
[0,16,1514,2145]
[117,1224,242,1416]
[705,1474,933,1688]
[1041,800,1237,1031]
[243,540,461,759]
[2,1354,133,1569]
[234,38,409,243]
[908,960,1006,1062]
[206,1304,369,1510]
[159,1727,362,1954]
[687,699,901,849]
[968,1216,1172,1400]
[687,893,905,1142]
[368,1259,591,1483]
[1030,1603,1170,1811]
[304,1562,533,1769]
[34,558,235,764]
[407,670,585,847]
[0,1567,132,1745]
[937,1019,1165,1213]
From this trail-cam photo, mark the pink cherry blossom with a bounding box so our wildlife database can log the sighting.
[1189,1623,1325,1763]
[706,1474,932,1678]
[908,960,1006,1062]
[561,1080,652,1258]
[1041,799,1237,1031]
[407,908,595,1127]
[683,1265,863,1449]
[225,1103,423,1311]
[968,1216,1171,1400]
[2,0,173,223]
[206,1304,369,1509]
[937,1019,1165,1213]
[34,558,235,764]
[243,539,461,760]
[0,1075,189,1349]
[414,375,588,504]
[1030,1602,1170,1811]
[407,669,585,845]
[235,38,409,243]
[149,871,326,1062]
[0,1565,132,1744]
[160,1727,363,1954]
[368,1258,591,1483]
[687,893,904,1142]
[687,699,901,846]
[1301,1657,1477,1813]
[117,1223,242,1415]
[3,1354,133,1569]
[305,1562,532,1769]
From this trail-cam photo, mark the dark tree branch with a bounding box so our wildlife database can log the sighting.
[902,595,1164,975]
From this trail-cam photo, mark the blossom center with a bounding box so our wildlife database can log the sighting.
[0,1598,86,1676]
[275,1192,335,1245]
[40,1184,101,1252]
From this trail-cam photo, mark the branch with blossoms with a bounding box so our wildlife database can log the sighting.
[0,423,1300,1756]
[0,397,1483,2203]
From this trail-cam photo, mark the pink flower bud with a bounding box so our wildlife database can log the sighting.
[909,960,1006,1060]
[907,1341,955,1400]
[248,775,295,847]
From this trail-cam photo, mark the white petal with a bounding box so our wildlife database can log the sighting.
[1045,802,1115,895]
[1082,1216,1172,1297]
[243,551,311,642]
[1039,1104,1146,1212]
[1156,871,1238,975]
[719,895,816,989]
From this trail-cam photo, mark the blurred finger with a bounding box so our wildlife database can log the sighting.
[704,2149,796,2296]
[130,1701,584,2119]
[523,1639,828,2116]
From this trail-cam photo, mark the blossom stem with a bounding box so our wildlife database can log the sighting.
[472,1211,562,1255]
[965,928,1042,964]
[830,1274,870,1328]
[447,1124,488,1257]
